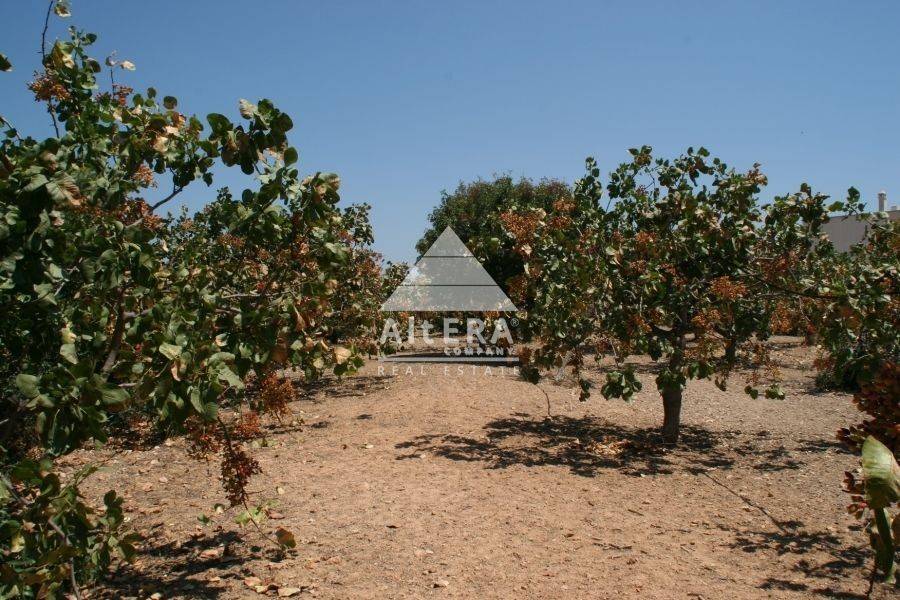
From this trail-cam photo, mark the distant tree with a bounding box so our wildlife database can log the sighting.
[417,176,572,311]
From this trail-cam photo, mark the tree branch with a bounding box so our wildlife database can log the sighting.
[41,0,61,138]
[149,184,184,213]
[101,290,126,374]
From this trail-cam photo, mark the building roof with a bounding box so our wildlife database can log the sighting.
[821,209,900,252]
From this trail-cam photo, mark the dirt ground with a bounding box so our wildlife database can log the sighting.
[66,337,894,599]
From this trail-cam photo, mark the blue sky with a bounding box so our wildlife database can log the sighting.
[2,1,898,263]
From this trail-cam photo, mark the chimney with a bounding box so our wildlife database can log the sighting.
[877,190,887,212]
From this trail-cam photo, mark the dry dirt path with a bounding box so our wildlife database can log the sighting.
[78,340,888,599]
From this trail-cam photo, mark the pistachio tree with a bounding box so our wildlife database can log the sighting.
[746,179,898,582]
[816,216,899,583]
[0,6,377,594]
[509,147,783,443]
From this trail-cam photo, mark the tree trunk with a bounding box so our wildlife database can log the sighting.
[662,331,686,444]
[662,386,682,444]
[724,338,737,365]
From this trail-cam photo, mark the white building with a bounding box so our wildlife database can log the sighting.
[821,191,900,252]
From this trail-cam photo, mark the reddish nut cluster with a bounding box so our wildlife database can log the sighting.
[770,301,798,335]
[131,164,156,188]
[111,83,133,107]
[633,231,656,254]
[28,71,70,103]
[627,259,647,276]
[220,442,261,506]
[709,276,747,301]
[842,470,867,518]
[186,417,221,458]
[628,313,651,334]
[685,336,721,362]
[218,233,246,250]
[837,362,900,454]
[506,274,530,306]
[547,214,572,230]
[257,374,294,419]
[552,197,575,213]
[116,198,162,230]
[691,308,723,332]
[500,211,541,245]
[231,411,262,441]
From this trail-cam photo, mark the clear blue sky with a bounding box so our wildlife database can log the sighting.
[2,1,898,263]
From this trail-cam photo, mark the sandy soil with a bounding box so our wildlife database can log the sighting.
[67,338,893,599]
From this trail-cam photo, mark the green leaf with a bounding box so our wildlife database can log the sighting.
[272,112,293,133]
[763,384,784,400]
[50,41,75,70]
[100,385,129,408]
[861,436,900,509]
[54,1,71,17]
[319,172,340,191]
[187,389,203,415]
[60,342,78,364]
[208,352,236,365]
[206,113,231,134]
[163,96,177,109]
[9,531,24,553]
[45,174,80,205]
[202,402,218,421]
[33,282,58,305]
[23,174,48,192]
[158,342,182,360]
[234,505,264,525]
[238,99,257,119]
[215,365,244,389]
[283,146,298,166]
[15,374,40,398]
[0,53,11,72]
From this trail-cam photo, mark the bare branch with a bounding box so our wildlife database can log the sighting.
[41,0,61,138]
[149,184,184,213]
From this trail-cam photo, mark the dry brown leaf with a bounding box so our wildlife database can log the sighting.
[199,547,221,560]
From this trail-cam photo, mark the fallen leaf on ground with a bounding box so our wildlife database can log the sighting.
[199,547,222,560]
[275,527,296,548]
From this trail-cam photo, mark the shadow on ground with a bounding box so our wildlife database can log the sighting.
[396,412,876,596]
[395,413,831,477]
[100,531,249,598]
[297,374,392,401]
[734,524,872,599]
